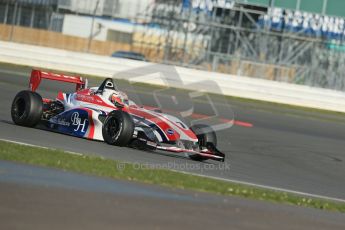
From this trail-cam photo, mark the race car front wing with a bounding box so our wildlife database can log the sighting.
[156,143,225,162]
[131,136,225,162]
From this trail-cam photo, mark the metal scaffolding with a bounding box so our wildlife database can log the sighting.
[133,1,345,91]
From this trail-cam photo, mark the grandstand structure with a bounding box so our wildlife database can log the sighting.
[134,0,345,91]
[0,0,61,31]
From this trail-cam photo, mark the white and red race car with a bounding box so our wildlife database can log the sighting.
[11,70,225,162]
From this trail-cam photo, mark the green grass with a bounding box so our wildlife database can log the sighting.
[0,140,345,213]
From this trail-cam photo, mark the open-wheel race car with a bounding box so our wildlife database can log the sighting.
[11,70,225,162]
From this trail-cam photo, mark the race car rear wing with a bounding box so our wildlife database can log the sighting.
[29,69,87,92]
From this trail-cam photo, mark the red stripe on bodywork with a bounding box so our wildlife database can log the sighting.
[129,107,180,141]
[75,94,115,109]
[142,105,253,128]
[86,109,95,139]
[153,112,198,140]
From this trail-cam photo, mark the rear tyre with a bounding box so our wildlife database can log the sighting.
[11,90,43,127]
[102,110,134,146]
[189,124,217,161]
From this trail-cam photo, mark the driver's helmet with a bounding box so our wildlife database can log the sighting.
[110,91,128,107]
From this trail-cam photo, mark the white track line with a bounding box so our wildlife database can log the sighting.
[1,138,344,203]
[173,170,345,203]
[0,138,82,156]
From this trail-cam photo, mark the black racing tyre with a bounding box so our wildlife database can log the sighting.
[11,90,43,127]
[190,124,217,148]
[102,110,134,146]
[189,124,217,161]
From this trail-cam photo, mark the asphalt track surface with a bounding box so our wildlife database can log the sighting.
[1,161,345,230]
[1,64,345,202]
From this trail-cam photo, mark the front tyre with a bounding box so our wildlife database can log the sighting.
[189,124,217,161]
[102,110,134,146]
[11,90,43,127]
[190,124,217,148]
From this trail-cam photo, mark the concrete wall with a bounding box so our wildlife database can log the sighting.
[0,24,131,55]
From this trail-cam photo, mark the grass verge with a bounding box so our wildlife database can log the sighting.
[0,140,345,213]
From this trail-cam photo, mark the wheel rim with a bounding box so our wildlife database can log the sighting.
[13,98,26,119]
[107,117,120,140]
